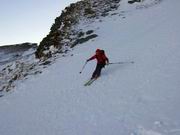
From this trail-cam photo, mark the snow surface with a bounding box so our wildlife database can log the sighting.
[0,0,180,135]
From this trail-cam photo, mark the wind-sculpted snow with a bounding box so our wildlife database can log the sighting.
[136,0,163,9]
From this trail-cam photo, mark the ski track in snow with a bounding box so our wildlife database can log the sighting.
[0,0,180,135]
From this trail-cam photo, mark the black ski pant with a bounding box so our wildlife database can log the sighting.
[92,63,105,79]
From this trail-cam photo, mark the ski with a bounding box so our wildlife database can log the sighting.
[84,78,97,86]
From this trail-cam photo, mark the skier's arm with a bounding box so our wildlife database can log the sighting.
[106,58,109,65]
[87,55,96,62]
[106,57,109,63]
[103,54,109,64]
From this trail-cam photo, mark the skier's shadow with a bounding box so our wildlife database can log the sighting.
[103,63,130,76]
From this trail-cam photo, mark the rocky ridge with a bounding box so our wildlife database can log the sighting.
[35,0,121,59]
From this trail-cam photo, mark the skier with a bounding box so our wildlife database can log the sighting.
[86,49,109,79]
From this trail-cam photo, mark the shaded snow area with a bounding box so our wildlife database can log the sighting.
[0,0,180,135]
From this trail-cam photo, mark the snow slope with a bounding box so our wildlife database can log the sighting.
[0,0,180,135]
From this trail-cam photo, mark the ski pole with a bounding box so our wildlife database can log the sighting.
[79,61,87,74]
[109,61,134,65]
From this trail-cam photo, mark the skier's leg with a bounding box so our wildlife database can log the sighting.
[91,64,101,79]
[95,64,103,78]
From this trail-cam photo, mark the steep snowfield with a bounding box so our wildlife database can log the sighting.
[0,0,180,135]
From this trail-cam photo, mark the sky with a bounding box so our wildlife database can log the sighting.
[0,0,79,46]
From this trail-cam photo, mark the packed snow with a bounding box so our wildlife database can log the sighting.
[0,0,180,135]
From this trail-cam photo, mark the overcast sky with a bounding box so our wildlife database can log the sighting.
[0,0,79,46]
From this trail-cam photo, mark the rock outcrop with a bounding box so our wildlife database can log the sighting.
[35,0,121,59]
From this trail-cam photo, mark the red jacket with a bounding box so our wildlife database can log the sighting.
[88,52,109,64]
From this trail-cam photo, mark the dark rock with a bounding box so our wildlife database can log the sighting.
[111,13,118,16]
[128,0,142,4]
[40,61,51,66]
[86,30,94,35]
[71,34,98,48]
[12,74,18,82]
[34,71,42,75]
[101,12,109,17]
[78,31,85,37]
[84,8,96,17]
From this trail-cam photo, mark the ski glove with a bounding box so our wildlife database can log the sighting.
[86,59,90,62]
[106,61,109,65]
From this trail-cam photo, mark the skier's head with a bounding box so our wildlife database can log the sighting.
[96,49,101,53]
[95,49,101,55]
